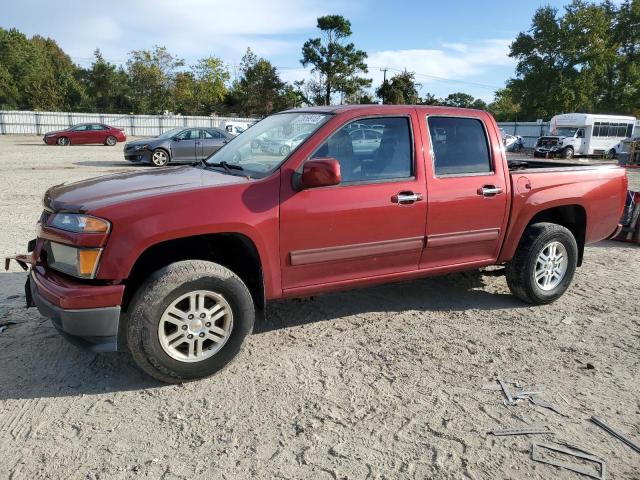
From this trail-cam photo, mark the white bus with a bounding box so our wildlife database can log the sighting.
[535,113,636,159]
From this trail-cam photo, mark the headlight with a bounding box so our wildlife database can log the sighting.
[49,213,110,233]
[134,144,148,151]
[45,241,102,278]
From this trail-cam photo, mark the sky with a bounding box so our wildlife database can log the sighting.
[2,0,580,102]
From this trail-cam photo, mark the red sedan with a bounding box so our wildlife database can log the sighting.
[43,123,127,146]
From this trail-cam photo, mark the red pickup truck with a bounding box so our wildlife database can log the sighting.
[15,105,627,383]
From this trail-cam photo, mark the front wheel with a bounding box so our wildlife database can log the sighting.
[126,260,255,383]
[57,136,69,146]
[151,148,169,167]
[562,146,574,159]
[506,223,578,305]
[280,145,291,156]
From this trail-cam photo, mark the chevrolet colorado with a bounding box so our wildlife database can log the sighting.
[13,105,627,382]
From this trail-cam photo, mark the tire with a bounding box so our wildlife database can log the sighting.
[57,136,69,146]
[505,222,578,305]
[562,146,574,159]
[151,148,170,167]
[126,260,255,383]
[105,135,117,146]
[606,148,616,160]
[280,145,291,156]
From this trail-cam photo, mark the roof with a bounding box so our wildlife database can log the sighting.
[281,104,488,115]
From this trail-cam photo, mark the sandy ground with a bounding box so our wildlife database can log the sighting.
[0,135,639,479]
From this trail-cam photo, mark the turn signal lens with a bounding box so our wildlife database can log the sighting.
[49,214,110,233]
[78,249,101,277]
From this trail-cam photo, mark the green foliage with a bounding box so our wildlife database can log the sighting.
[487,88,521,121]
[127,46,184,114]
[78,49,132,113]
[506,0,640,119]
[0,27,84,110]
[376,71,420,104]
[301,15,371,105]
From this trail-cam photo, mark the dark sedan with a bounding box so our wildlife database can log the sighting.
[44,123,126,146]
[123,127,232,166]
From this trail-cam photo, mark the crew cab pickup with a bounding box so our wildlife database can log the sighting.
[14,105,627,383]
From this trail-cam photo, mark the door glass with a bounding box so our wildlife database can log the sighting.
[176,129,199,140]
[72,125,88,131]
[311,117,412,183]
[427,117,492,176]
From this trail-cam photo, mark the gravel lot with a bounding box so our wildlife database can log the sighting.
[1,135,639,479]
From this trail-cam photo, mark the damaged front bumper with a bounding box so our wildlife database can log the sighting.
[6,246,123,353]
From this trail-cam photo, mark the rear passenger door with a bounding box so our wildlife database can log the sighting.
[198,129,227,158]
[420,114,509,269]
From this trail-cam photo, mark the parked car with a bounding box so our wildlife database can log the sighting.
[14,105,627,383]
[123,127,232,166]
[260,132,309,155]
[225,121,253,136]
[43,123,126,146]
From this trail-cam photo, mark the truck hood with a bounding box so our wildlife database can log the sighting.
[44,166,248,212]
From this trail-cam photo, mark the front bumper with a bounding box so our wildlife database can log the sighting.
[123,149,152,163]
[534,148,561,158]
[29,269,122,352]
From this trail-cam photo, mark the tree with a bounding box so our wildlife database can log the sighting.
[79,49,132,113]
[507,0,639,119]
[488,88,521,121]
[301,15,371,105]
[442,92,475,108]
[376,70,420,104]
[127,46,184,114]
[419,93,441,105]
[0,28,85,110]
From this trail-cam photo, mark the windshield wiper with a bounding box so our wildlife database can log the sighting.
[207,161,244,174]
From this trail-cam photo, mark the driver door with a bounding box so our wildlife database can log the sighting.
[171,129,199,162]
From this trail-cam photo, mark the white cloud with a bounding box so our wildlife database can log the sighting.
[4,0,347,61]
[366,39,514,100]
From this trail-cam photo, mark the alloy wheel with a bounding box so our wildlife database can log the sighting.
[534,241,568,291]
[158,290,233,363]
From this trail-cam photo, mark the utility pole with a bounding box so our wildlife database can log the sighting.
[380,67,388,104]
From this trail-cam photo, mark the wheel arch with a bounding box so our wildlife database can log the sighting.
[514,204,587,266]
[121,232,265,315]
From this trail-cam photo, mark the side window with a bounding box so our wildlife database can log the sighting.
[593,122,601,136]
[428,116,492,176]
[626,123,634,138]
[311,117,412,183]
[72,124,88,131]
[176,129,199,140]
[576,128,585,138]
[202,129,219,139]
[91,124,106,130]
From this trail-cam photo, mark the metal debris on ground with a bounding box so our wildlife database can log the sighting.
[490,427,553,436]
[591,416,640,454]
[531,442,606,480]
[529,395,569,417]
[498,378,516,405]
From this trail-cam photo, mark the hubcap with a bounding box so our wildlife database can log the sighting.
[152,151,167,165]
[107,137,116,145]
[534,241,568,291]
[158,290,233,362]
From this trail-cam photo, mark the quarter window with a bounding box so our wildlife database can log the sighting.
[428,116,492,176]
[311,117,412,183]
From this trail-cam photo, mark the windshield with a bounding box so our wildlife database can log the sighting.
[204,112,330,178]
[158,128,183,139]
[555,127,578,137]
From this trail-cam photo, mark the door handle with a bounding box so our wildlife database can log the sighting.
[478,185,503,197]
[391,191,423,205]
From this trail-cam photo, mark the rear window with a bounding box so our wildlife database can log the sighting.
[427,117,492,176]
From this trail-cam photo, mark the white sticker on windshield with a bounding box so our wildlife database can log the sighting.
[295,114,326,125]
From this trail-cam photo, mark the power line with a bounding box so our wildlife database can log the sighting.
[371,65,501,91]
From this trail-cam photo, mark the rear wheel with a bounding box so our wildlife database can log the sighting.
[151,148,169,167]
[126,260,255,383]
[562,146,574,159]
[57,136,69,146]
[105,135,117,146]
[506,223,578,305]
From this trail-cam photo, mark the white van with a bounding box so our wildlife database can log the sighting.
[534,113,635,159]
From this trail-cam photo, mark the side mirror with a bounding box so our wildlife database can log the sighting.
[296,158,341,190]
[173,137,181,142]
